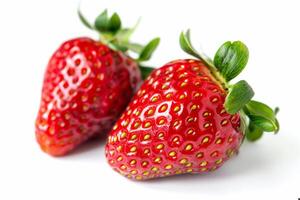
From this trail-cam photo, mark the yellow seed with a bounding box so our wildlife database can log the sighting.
[185,144,193,151]
[159,105,168,112]
[147,109,154,115]
[158,119,165,125]
[215,138,222,144]
[120,131,127,139]
[194,81,200,86]
[187,129,194,135]
[193,92,201,97]
[144,148,150,154]
[201,168,207,171]
[122,120,129,127]
[192,66,199,71]
[173,121,180,127]
[228,137,233,143]
[216,158,223,164]
[196,152,203,158]
[144,122,151,128]
[142,161,148,167]
[162,84,168,90]
[165,164,173,170]
[117,156,123,161]
[143,134,151,140]
[175,170,182,174]
[221,119,228,126]
[164,172,171,176]
[190,104,197,110]
[173,106,180,112]
[200,161,207,167]
[165,93,172,99]
[130,146,137,152]
[143,171,150,176]
[151,167,158,172]
[120,165,126,170]
[211,151,218,157]
[133,122,140,129]
[212,97,218,103]
[154,157,162,163]
[187,168,193,173]
[180,158,188,164]
[151,96,158,102]
[202,137,209,144]
[187,117,194,123]
[130,170,137,175]
[179,94,186,99]
[117,145,122,152]
[135,175,142,180]
[173,137,179,142]
[109,160,115,164]
[180,82,187,87]
[156,144,164,150]
[204,123,210,128]
[130,160,137,165]
[135,110,141,116]
[158,132,164,139]
[203,111,210,117]
[186,162,192,167]
[113,124,118,130]
[131,134,137,140]
[220,108,226,114]
[169,151,176,157]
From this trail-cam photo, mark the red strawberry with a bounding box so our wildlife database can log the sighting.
[35,9,160,156]
[105,30,280,180]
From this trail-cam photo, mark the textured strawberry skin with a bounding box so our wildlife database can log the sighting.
[105,59,243,180]
[35,37,142,156]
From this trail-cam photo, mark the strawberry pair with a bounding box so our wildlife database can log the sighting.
[35,9,279,180]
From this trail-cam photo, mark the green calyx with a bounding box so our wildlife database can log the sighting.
[179,29,280,142]
[78,8,159,79]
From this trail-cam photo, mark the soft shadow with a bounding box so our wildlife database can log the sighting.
[60,134,108,163]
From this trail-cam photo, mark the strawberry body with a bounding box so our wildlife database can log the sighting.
[36,37,141,156]
[105,59,243,180]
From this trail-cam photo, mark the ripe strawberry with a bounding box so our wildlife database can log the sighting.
[35,9,160,156]
[105,30,280,180]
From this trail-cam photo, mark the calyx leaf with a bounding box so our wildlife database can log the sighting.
[246,122,264,142]
[94,9,109,32]
[214,41,249,81]
[78,9,93,30]
[225,80,254,114]
[139,38,160,62]
[244,100,279,132]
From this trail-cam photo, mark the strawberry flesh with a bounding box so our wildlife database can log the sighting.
[105,59,243,180]
[36,37,142,156]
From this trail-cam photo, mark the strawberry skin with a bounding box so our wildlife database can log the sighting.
[36,37,141,156]
[105,59,243,180]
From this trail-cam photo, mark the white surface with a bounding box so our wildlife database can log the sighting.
[0,0,299,199]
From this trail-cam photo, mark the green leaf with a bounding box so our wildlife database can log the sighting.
[139,65,155,80]
[246,122,264,142]
[179,30,215,68]
[248,115,277,132]
[94,9,109,32]
[179,30,202,59]
[244,100,279,132]
[78,9,93,30]
[125,43,144,54]
[225,80,254,114]
[138,38,160,61]
[115,18,140,43]
[108,13,121,33]
[213,41,249,81]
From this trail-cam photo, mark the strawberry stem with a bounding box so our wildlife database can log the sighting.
[78,7,159,79]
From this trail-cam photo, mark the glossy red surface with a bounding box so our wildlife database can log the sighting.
[105,59,243,180]
[35,37,141,156]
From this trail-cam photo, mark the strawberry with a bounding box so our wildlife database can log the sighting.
[105,30,280,180]
[35,9,160,156]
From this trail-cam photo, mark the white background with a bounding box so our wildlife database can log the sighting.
[0,0,299,199]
